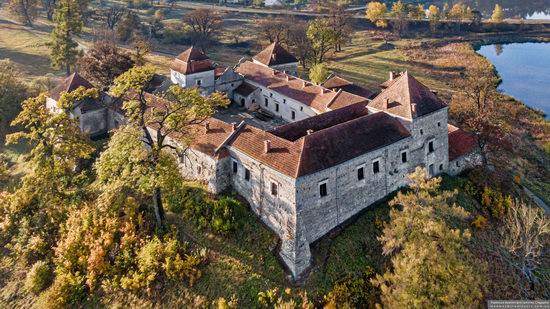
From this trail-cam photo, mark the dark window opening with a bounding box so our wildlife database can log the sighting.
[420,129,424,135]
[245,168,250,181]
[283,99,286,103]
[264,98,268,106]
[428,141,434,153]
[197,165,202,174]
[319,183,327,197]
[240,98,245,106]
[456,161,459,167]
[439,164,443,171]
[401,152,407,163]
[196,79,202,86]
[300,107,303,111]
[373,161,380,174]
[270,93,273,97]
[291,110,296,120]
[429,164,434,176]
[437,122,441,127]
[232,161,238,174]
[357,167,364,180]
[275,103,279,112]
[271,182,278,196]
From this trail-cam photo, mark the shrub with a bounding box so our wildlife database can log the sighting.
[25,261,52,294]
[42,271,86,308]
[480,186,512,219]
[471,215,488,229]
[323,267,381,309]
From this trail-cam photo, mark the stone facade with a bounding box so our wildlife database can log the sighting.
[170,69,216,95]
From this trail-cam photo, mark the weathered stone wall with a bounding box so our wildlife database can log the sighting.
[170,69,216,94]
[214,69,243,98]
[448,151,483,176]
[268,62,299,77]
[80,108,108,137]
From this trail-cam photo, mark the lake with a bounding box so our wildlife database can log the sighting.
[476,43,550,118]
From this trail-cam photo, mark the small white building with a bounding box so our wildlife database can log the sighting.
[170,46,216,95]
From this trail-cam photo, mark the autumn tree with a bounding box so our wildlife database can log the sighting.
[428,5,441,33]
[0,60,27,132]
[309,63,329,85]
[499,201,550,296]
[184,8,222,51]
[373,168,485,308]
[101,5,126,30]
[492,4,504,22]
[408,3,425,20]
[390,0,408,35]
[110,65,229,227]
[116,11,141,42]
[306,18,337,65]
[7,0,38,26]
[327,4,352,52]
[77,40,135,88]
[257,17,291,44]
[366,2,388,28]
[287,20,311,69]
[49,0,83,75]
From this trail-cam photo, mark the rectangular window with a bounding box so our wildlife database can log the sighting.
[373,161,380,174]
[270,93,273,97]
[401,151,407,163]
[196,79,202,86]
[357,167,365,180]
[197,165,202,175]
[428,141,434,153]
[271,182,278,196]
[264,98,268,107]
[232,161,238,174]
[319,182,327,197]
[437,122,441,127]
[245,168,250,181]
[275,103,279,112]
[429,164,434,176]
[291,110,296,120]
[283,99,286,104]
[439,164,443,171]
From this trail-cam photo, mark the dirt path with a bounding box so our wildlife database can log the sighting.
[523,187,550,216]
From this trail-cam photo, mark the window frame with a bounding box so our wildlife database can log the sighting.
[428,140,435,153]
[270,181,278,196]
[244,168,250,181]
[195,79,202,86]
[401,150,408,163]
[357,165,365,181]
[319,180,328,197]
[372,159,380,174]
[232,160,238,174]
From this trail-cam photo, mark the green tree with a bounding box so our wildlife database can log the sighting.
[373,168,485,308]
[306,18,337,65]
[309,63,329,85]
[0,60,27,132]
[366,2,388,28]
[49,0,83,75]
[492,4,504,22]
[110,65,229,227]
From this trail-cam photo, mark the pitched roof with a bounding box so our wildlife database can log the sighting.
[49,73,94,101]
[368,72,447,119]
[171,46,214,75]
[235,61,368,113]
[223,111,410,178]
[253,42,298,66]
[448,124,478,161]
[322,75,375,99]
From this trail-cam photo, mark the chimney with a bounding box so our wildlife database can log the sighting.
[286,75,290,82]
[319,87,324,95]
[231,122,238,131]
[264,140,271,153]
[306,129,314,135]
[204,121,210,133]
[302,80,307,88]
[272,70,276,76]
[385,98,390,109]
[389,71,395,81]
[411,103,417,116]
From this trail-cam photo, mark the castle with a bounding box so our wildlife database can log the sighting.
[46,42,480,278]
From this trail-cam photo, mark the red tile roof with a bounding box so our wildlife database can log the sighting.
[171,46,214,75]
[253,42,298,66]
[322,75,375,99]
[448,124,478,161]
[235,61,368,113]
[49,73,94,101]
[369,72,447,119]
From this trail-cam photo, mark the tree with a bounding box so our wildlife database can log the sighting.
[49,0,83,76]
[390,0,408,35]
[327,4,352,52]
[448,3,465,21]
[131,36,152,66]
[101,5,126,30]
[184,8,222,51]
[0,60,27,132]
[116,11,141,42]
[257,17,291,44]
[373,168,485,308]
[442,2,450,20]
[428,5,441,33]
[42,0,57,20]
[492,4,504,22]
[7,0,38,26]
[408,4,425,20]
[110,66,229,227]
[287,20,311,69]
[499,201,550,296]
[366,2,388,28]
[306,18,336,65]
[77,40,135,88]
[309,63,329,85]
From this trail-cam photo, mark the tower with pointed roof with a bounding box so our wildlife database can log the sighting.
[170,46,216,94]
[253,42,299,76]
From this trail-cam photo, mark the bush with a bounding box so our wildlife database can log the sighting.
[25,261,52,294]
[323,267,381,309]
[471,215,488,229]
[480,186,512,219]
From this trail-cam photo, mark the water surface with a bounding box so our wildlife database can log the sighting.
[476,43,550,118]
